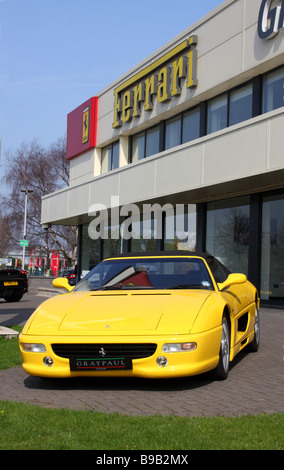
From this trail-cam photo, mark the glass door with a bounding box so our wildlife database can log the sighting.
[261,194,284,301]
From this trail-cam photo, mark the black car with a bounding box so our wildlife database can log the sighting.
[63,269,76,286]
[0,269,28,302]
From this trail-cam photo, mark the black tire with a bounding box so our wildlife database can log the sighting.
[247,303,260,353]
[4,291,24,302]
[212,315,230,380]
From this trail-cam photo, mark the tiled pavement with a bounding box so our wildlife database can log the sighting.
[0,295,283,417]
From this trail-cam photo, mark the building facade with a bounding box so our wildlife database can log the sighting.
[41,0,284,306]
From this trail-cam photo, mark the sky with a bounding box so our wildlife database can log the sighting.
[0,0,223,196]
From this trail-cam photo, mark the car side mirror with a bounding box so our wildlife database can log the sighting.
[218,273,247,291]
[52,277,74,292]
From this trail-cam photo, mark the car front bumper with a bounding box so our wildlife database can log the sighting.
[19,326,222,379]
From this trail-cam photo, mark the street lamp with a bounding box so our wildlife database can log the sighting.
[21,189,33,270]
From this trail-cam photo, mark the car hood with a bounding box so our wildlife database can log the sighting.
[25,290,213,336]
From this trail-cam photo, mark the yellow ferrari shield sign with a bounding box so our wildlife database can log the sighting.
[82,107,90,144]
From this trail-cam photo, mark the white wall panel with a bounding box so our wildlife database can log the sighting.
[42,110,284,225]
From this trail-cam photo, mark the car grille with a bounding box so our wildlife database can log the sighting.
[51,343,157,360]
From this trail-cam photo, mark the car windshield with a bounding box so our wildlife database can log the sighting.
[74,257,214,292]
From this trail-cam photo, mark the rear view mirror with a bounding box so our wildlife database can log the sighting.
[218,273,247,291]
[52,277,74,292]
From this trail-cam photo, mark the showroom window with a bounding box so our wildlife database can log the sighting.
[261,193,284,301]
[129,218,157,252]
[81,224,101,276]
[206,196,250,275]
[263,66,284,113]
[102,222,124,260]
[163,205,197,251]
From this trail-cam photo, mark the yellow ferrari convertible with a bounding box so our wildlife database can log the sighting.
[19,252,260,380]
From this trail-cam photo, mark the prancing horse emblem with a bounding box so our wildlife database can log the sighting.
[99,348,106,357]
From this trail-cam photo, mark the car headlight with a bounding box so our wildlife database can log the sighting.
[21,343,46,353]
[162,342,197,352]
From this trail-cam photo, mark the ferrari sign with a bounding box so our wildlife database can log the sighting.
[66,97,98,160]
[113,36,198,129]
[82,106,90,144]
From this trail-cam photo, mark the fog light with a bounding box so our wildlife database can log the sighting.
[156,356,168,367]
[21,343,46,353]
[43,356,53,367]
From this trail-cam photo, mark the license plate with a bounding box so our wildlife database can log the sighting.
[70,357,132,371]
[4,281,18,286]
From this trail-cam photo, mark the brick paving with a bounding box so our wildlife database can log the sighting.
[0,295,283,417]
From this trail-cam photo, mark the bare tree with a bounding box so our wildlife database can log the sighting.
[0,211,13,257]
[2,137,77,264]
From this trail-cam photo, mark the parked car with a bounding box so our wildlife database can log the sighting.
[0,268,28,302]
[63,269,76,286]
[19,252,260,380]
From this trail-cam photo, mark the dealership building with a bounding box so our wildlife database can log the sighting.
[41,0,284,306]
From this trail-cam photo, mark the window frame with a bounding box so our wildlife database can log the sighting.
[130,124,161,162]
[101,141,120,173]
[129,66,283,166]
[262,65,284,114]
